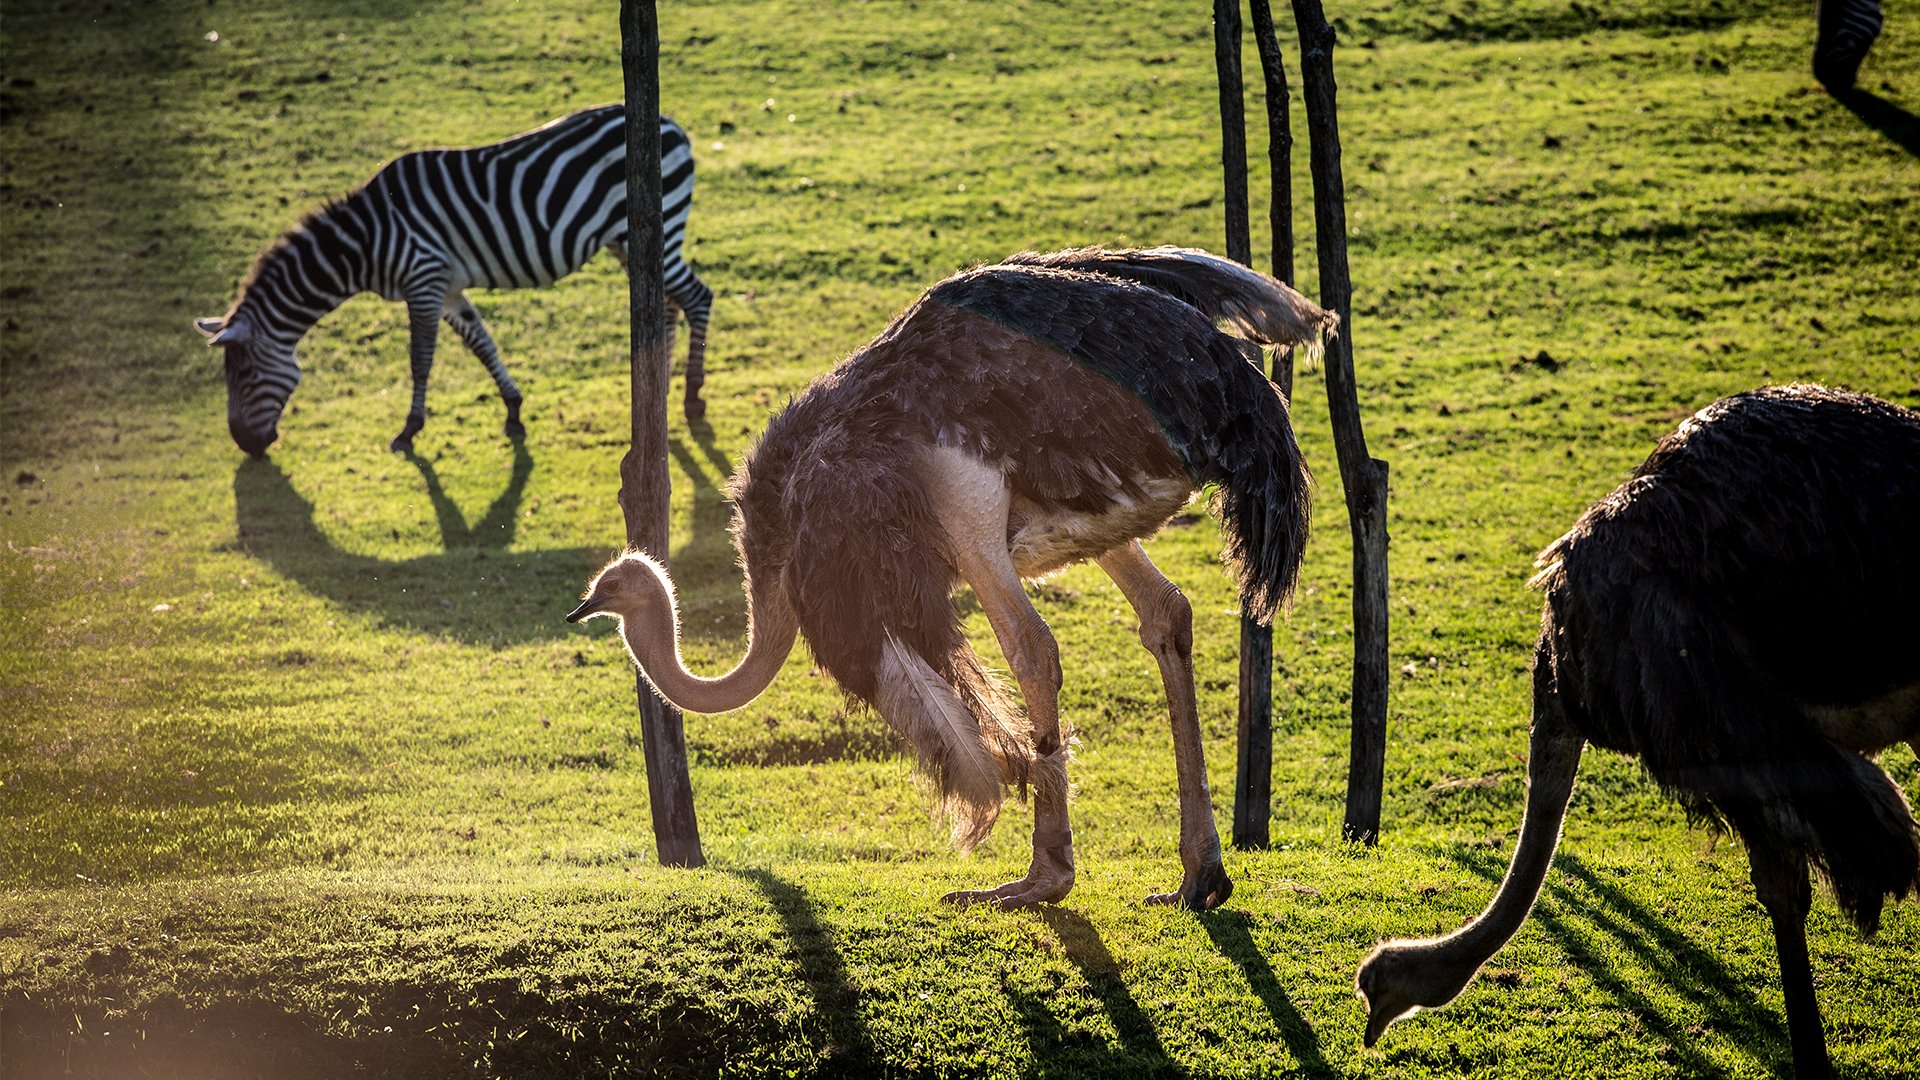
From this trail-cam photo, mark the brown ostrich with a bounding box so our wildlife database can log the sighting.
[569,246,1335,909]
[1357,385,1920,1079]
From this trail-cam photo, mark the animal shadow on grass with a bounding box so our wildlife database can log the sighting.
[1003,907,1183,1078]
[1197,910,1331,1076]
[1835,88,1920,157]
[1448,848,1792,1078]
[731,868,881,1075]
[231,448,602,646]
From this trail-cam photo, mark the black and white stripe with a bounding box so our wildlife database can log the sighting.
[1814,0,1883,91]
[198,105,714,456]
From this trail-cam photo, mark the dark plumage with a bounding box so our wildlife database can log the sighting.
[1536,385,1920,931]
[575,246,1332,908]
[1358,385,1920,1079]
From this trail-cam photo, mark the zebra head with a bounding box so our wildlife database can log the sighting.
[196,312,299,457]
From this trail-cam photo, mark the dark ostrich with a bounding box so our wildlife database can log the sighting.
[1357,385,1920,1078]
[569,246,1335,909]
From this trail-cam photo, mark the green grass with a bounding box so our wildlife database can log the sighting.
[3,0,1918,1075]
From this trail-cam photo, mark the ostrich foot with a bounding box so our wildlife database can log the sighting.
[942,846,1074,909]
[942,872,1074,910]
[1145,858,1232,910]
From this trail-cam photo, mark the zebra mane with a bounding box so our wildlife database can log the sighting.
[232,186,366,302]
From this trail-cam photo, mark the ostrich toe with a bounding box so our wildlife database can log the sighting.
[1146,860,1233,910]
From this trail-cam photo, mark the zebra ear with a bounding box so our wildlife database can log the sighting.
[198,316,252,346]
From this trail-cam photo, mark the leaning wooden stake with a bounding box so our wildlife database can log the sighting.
[1289,0,1391,844]
[618,0,705,868]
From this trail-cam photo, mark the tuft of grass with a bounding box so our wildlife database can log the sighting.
[4,0,1917,1076]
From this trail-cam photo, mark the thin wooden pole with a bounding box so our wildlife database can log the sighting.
[1215,0,1272,853]
[619,0,705,868]
[1289,0,1391,845]
[1249,0,1295,400]
[1230,0,1298,853]
[1213,0,1252,268]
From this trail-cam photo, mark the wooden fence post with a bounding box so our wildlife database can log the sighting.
[1288,0,1391,845]
[1214,0,1274,853]
[1228,0,1300,852]
[619,0,705,868]
[1249,0,1296,402]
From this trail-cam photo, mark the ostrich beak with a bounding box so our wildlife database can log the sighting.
[1361,1000,1399,1048]
[566,596,605,623]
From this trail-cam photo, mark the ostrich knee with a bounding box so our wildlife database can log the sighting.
[1005,620,1064,748]
[1135,579,1194,660]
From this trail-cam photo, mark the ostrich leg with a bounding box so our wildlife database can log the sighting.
[1748,845,1835,1080]
[945,548,1073,908]
[927,457,1073,909]
[1097,541,1231,909]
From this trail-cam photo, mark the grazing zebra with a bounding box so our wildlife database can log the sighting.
[197,105,715,457]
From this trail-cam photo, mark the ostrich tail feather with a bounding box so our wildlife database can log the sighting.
[947,647,1035,793]
[1002,245,1339,352]
[876,633,1016,850]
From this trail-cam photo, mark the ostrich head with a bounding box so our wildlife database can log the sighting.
[567,549,797,717]
[1355,938,1480,1047]
[196,311,299,457]
[567,551,677,628]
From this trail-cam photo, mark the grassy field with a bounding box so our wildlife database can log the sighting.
[3,0,1917,1075]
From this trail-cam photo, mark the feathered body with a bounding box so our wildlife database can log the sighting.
[1358,384,1920,1076]
[573,246,1331,904]
[724,249,1323,841]
[1534,384,1920,929]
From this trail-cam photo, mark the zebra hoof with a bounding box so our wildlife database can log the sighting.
[505,418,527,440]
[684,397,707,423]
[389,433,414,454]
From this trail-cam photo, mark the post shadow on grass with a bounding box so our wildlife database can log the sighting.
[1447,848,1792,1078]
[1015,907,1181,1077]
[1196,910,1330,1076]
[659,420,753,643]
[232,453,602,646]
[1835,88,1920,157]
[731,868,879,1072]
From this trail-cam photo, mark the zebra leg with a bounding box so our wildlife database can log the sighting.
[393,290,446,454]
[1814,0,1882,91]
[665,271,713,423]
[443,292,525,440]
[612,238,709,424]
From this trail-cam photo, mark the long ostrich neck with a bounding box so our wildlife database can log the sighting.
[622,572,798,714]
[1406,700,1585,988]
